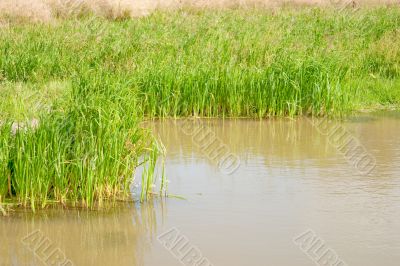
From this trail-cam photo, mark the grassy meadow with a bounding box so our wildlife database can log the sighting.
[1,5,400,210]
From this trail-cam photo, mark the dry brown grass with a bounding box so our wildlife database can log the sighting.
[0,0,399,23]
[0,0,52,23]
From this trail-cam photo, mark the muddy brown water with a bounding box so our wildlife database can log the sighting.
[1,112,400,266]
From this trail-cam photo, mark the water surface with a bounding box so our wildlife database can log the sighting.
[1,112,400,266]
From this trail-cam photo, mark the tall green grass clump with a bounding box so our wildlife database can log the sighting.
[0,122,13,202]
[0,69,162,210]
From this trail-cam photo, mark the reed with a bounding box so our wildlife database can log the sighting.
[1,7,399,118]
[0,69,162,210]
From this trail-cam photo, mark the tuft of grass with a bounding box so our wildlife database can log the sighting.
[0,80,69,121]
[0,69,164,210]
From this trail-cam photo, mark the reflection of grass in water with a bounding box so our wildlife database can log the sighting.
[150,118,339,165]
[0,200,165,265]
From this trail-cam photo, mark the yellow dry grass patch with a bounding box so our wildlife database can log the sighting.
[0,0,52,23]
[0,0,398,23]
[373,30,400,64]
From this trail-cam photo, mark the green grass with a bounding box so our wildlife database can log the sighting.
[0,69,163,211]
[0,80,68,121]
[2,7,400,118]
[1,6,400,210]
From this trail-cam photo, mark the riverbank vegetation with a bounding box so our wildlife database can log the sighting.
[1,5,400,210]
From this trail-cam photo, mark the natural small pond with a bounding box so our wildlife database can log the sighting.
[1,112,400,266]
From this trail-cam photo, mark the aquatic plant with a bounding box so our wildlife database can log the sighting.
[0,70,163,210]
